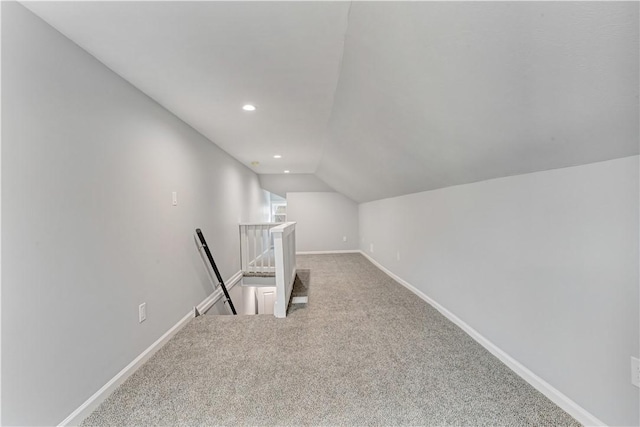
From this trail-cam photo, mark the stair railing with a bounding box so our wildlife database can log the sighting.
[239,223,282,274]
[239,222,297,318]
[271,222,297,318]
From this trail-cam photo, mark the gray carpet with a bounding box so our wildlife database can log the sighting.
[82,254,579,426]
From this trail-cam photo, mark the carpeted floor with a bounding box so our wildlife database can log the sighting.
[81,254,579,426]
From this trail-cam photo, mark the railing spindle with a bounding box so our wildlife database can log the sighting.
[260,225,265,272]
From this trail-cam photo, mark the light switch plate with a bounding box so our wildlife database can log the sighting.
[139,303,147,323]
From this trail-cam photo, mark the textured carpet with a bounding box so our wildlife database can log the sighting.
[81,254,579,426]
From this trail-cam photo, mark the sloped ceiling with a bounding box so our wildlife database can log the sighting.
[21,1,350,174]
[22,2,639,203]
[259,174,334,199]
[317,1,639,202]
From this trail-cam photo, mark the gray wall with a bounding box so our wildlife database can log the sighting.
[259,173,335,198]
[359,156,639,426]
[1,4,268,425]
[287,192,359,252]
[205,282,244,316]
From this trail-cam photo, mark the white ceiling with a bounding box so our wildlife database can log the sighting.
[259,173,334,199]
[22,1,350,174]
[24,1,639,203]
[317,1,639,202]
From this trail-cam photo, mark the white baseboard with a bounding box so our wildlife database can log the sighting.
[296,249,360,255]
[58,270,242,426]
[359,250,606,427]
[196,270,243,315]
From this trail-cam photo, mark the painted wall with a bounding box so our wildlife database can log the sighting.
[287,192,359,252]
[359,156,639,426]
[1,4,268,425]
[259,173,335,198]
[205,282,244,316]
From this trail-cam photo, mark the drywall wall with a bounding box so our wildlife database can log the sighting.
[204,282,244,316]
[259,173,335,198]
[287,192,358,252]
[1,3,268,425]
[359,156,639,426]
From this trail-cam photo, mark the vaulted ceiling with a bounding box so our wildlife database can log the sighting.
[23,1,639,202]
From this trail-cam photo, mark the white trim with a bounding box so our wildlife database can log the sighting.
[359,250,606,427]
[272,222,296,318]
[195,270,243,315]
[57,312,192,426]
[58,270,242,426]
[296,250,360,255]
[268,221,296,234]
[0,5,4,421]
[291,296,308,304]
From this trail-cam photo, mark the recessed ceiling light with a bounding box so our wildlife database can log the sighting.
[284,170,290,174]
[273,155,282,159]
[242,104,256,111]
